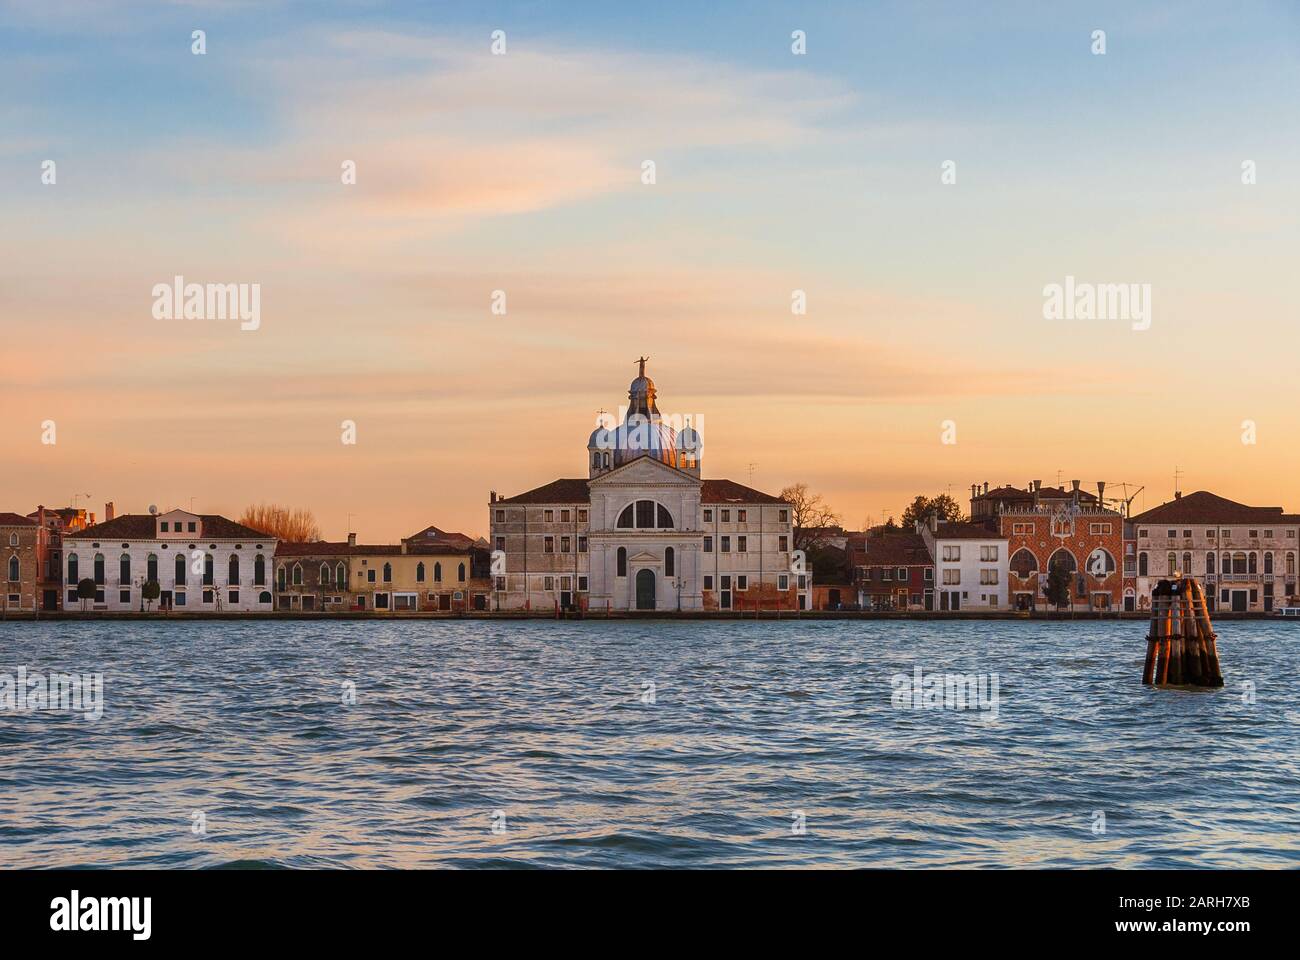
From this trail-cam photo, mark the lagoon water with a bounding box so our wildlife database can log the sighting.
[1,619,1297,868]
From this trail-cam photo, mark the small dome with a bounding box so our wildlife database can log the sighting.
[675,425,702,452]
[588,426,612,449]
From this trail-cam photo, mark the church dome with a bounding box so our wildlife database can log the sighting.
[587,357,685,472]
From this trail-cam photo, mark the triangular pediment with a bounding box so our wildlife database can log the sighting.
[629,550,660,563]
[592,455,701,488]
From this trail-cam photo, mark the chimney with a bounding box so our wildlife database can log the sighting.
[1071,480,1080,505]
[490,491,497,503]
[105,501,115,522]
[983,481,989,495]
[89,512,96,526]
[971,484,978,499]
[401,541,408,555]
[1032,479,1041,508]
[1096,481,1106,506]
[1174,491,1182,500]
[929,512,939,533]
[347,532,357,547]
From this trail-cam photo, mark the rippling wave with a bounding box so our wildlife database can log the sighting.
[1,619,1297,868]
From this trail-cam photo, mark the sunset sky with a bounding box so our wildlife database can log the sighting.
[3,1,1299,540]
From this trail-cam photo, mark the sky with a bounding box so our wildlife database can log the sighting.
[2,1,1299,540]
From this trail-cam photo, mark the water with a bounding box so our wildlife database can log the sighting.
[1,619,1297,868]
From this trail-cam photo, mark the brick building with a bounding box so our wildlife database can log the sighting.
[1,513,41,613]
[850,530,934,610]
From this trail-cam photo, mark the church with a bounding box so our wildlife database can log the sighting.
[487,360,805,612]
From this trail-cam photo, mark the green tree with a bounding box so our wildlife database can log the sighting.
[142,580,161,612]
[76,578,96,612]
[1044,564,1072,610]
[901,494,966,529]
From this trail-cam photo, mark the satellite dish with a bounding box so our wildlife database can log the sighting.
[148,504,158,515]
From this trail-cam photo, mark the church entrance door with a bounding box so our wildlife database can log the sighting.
[635,569,656,610]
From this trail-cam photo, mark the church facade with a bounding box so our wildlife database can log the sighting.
[487,361,805,612]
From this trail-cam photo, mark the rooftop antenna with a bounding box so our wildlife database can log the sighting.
[747,462,757,485]
[71,492,91,509]
[1055,469,1064,487]
[1174,466,1184,497]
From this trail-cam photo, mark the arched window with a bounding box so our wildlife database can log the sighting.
[1288,552,1296,576]
[1206,552,1215,575]
[1265,552,1274,575]
[416,562,425,582]
[1138,552,1148,576]
[1010,548,1038,577]
[382,562,392,583]
[320,562,332,586]
[1248,552,1257,575]
[147,553,158,582]
[1048,549,1076,573]
[1167,552,1177,575]
[277,565,287,590]
[176,553,187,586]
[68,553,79,583]
[119,552,131,584]
[665,547,675,577]
[458,563,466,582]
[616,500,674,529]
[434,562,442,582]
[617,547,627,577]
[204,554,214,586]
[259,591,272,604]
[7,533,15,547]
[1086,549,1115,578]
[1182,552,1192,575]
[254,554,266,586]
[7,555,18,582]
[1233,552,1247,575]
[292,562,302,586]
[93,553,105,585]
[602,452,610,468]
[336,562,346,586]
[592,452,600,468]
[228,554,240,585]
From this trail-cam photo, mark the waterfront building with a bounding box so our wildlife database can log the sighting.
[919,516,1008,611]
[24,504,92,611]
[274,528,489,613]
[850,529,934,611]
[1,512,41,613]
[62,509,277,612]
[488,359,802,612]
[1128,490,1300,612]
[972,480,1125,611]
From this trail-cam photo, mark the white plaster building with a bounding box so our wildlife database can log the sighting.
[488,361,803,612]
[1129,491,1300,613]
[62,508,277,612]
[920,518,1009,611]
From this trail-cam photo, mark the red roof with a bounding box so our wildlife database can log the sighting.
[275,541,474,558]
[70,514,274,540]
[700,479,787,505]
[0,512,38,526]
[933,520,1003,540]
[1129,490,1300,525]
[853,532,933,566]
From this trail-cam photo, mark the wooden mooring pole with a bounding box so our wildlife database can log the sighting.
[1143,577,1224,688]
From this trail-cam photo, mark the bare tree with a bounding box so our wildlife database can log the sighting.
[779,483,842,551]
[238,504,322,542]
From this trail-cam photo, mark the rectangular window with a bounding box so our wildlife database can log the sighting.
[578,576,588,591]
[175,591,186,606]
[721,575,731,589]
[119,589,131,603]
[368,570,376,583]
[703,509,713,522]
[67,590,78,605]
[778,574,789,590]
[778,510,788,523]
[778,536,789,552]
[560,536,571,553]
[980,545,998,562]
[202,589,213,604]
[737,509,747,522]
[561,510,570,523]
[494,576,506,591]
[1167,529,1177,538]
[1138,528,1148,538]
[1089,523,1112,535]
[544,510,554,523]
[882,569,893,581]
[160,522,169,532]
[543,576,554,591]
[737,536,747,553]
[578,509,588,523]
[721,536,731,553]
[721,510,731,522]
[897,567,907,581]
[1012,522,1034,535]
[737,575,748,590]
[188,522,196,532]
[924,568,933,581]
[943,569,960,585]
[1249,529,1258,538]
[980,569,998,585]
[1206,529,1215,538]
[544,536,554,554]
[1264,529,1273,538]
[704,575,714,590]
[228,590,239,604]
[578,536,588,553]
[704,536,713,553]
[496,509,505,522]
[495,537,505,551]
[943,545,960,562]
